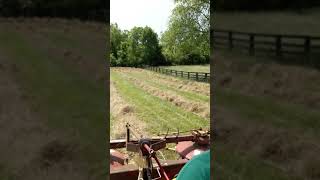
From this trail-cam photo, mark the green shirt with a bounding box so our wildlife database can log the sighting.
[176,150,210,180]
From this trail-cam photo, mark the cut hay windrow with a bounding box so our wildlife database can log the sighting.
[116,67,210,96]
[117,72,209,120]
[121,70,209,103]
[215,106,320,180]
[110,81,148,139]
[144,70,209,95]
[111,69,208,132]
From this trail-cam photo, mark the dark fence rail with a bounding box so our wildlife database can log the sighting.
[145,67,210,83]
[212,29,320,66]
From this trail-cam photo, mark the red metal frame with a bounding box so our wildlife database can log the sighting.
[110,124,210,180]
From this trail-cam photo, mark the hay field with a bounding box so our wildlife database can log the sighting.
[110,67,210,139]
[214,9,320,36]
[214,50,320,180]
[162,65,210,73]
[0,18,106,180]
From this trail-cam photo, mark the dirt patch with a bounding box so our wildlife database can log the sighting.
[120,105,134,115]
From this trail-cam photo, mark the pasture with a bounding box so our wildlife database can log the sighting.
[0,18,106,180]
[162,65,210,73]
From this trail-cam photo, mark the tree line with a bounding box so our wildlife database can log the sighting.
[111,0,210,67]
[0,0,108,21]
[110,24,167,67]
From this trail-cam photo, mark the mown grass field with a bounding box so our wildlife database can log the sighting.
[110,67,210,139]
[0,18,106,180]
[213,10,320,179]
[213,50,320,180]
[215,9,320,36]
[161,65,210,73]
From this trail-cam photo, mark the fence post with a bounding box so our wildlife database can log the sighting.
[181,71,183,77]
[228,31,233,50]
[276,35,282,57]
[188,72,190,79]
[249,34,255,55]
[196,72,199,81]
[205,73,208,82]
[304,36,311,65]
[175,70,177,76]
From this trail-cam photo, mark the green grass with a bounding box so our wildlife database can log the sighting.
[215,9,320,36]
[111,69,209,134]
[216,88,320,137]
[121,70,210,102]
[214,143,302,180]
[161,65,210,73]
[213,48,320,179]
[0,23,106,178]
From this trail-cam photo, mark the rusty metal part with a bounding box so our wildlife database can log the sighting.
[142,143,170,180]
[192,130,210,146]
[110,124,210,179]
[126,138,167,154]
[110,149,126,169]
[110,134,203,149]
[176,141,210,160]
[110,160,187,180]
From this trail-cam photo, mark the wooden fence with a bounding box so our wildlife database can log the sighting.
[145,66,210,83]
[212,29,320,64]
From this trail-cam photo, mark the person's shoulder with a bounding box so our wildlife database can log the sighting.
[176,150,210,180]
[192,150,210,162]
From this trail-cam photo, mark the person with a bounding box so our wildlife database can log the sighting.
[175,150,210,180]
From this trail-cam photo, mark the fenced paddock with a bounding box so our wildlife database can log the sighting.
[212,29,320,66]
[145,66,210,83]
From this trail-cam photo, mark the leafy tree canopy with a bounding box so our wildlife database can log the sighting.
[161,0,210,65]
[110,24,166,67]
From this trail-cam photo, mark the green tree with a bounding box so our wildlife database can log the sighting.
[161,0,209,65]
[110,23,124,59]
[110,25,166,67]
[125,26,166,67]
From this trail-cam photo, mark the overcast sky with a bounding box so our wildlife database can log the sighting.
[110,0,175,36]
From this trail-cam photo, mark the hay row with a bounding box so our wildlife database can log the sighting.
[110,81,148,139]
[117,73,209,120]
[215,107,320,180]
[114,67,210,96]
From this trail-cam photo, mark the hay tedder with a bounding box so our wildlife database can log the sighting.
[110,123,210,180]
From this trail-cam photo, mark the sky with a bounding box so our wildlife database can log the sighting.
[110,0,175,36]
